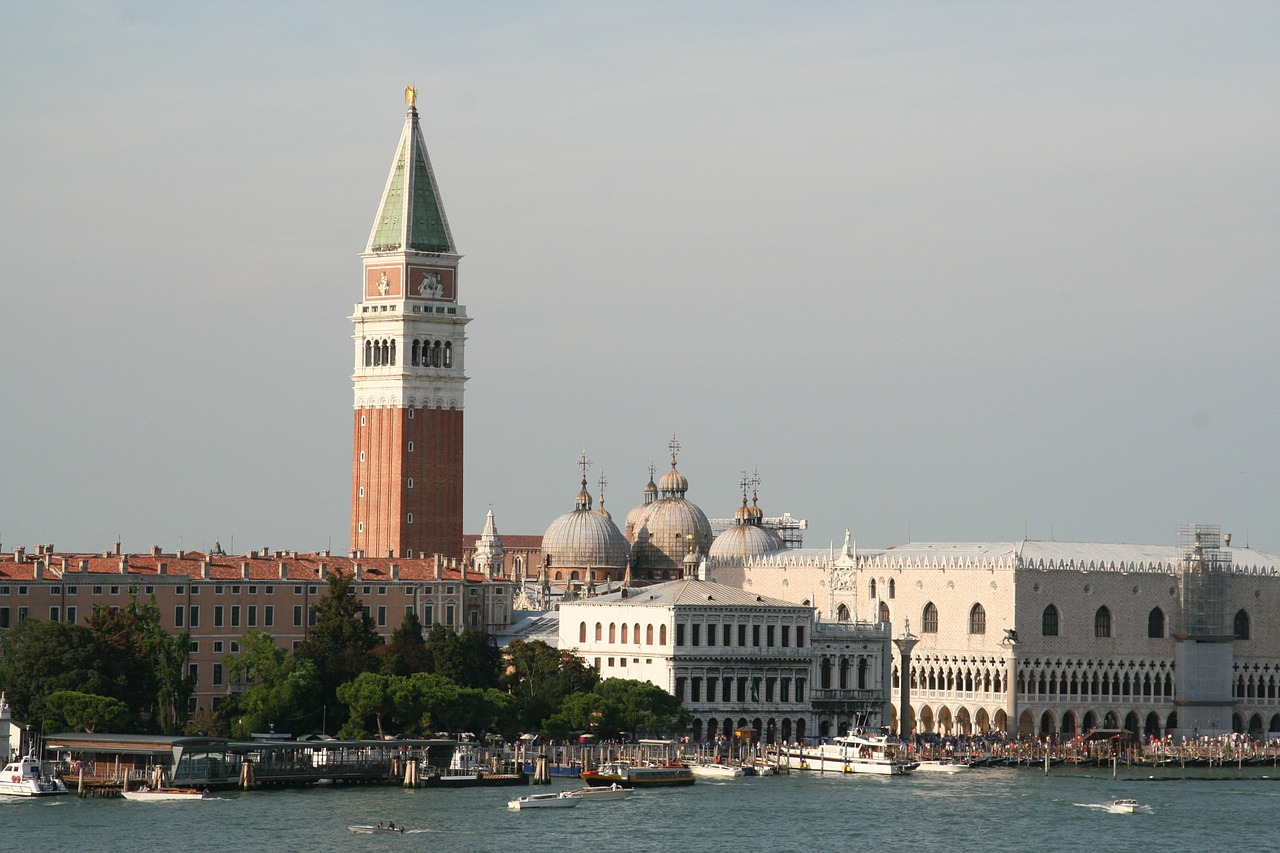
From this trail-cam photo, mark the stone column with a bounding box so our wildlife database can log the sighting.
[892,621,919,741]
[1003,632,1020,737]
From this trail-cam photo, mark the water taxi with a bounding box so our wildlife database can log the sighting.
[581,761,695,788]
[572,783,633,801]
[507,791,582,810]
[121,786,208,801]
[778,729,915,775]
[0,756,69,797]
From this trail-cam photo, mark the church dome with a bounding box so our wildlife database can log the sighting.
[631,449,712,578]
[709,520,785,559]
[542,475,628,570]
[624,467,660,542]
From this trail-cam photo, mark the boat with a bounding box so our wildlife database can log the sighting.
[348,823,406,833]
[507,791,582,810]
[580,761,695,788]
[778,728,915,775]
[0,755,70,797]
[912,759,971,773]
[121,786,208,801]
[687,761,745,779]
[572,783,633,801]
[1106,798,1147,814]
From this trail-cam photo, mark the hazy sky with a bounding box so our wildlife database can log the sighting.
[2,2,1277,556]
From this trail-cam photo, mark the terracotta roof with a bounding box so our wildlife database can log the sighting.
[0,551,509,584]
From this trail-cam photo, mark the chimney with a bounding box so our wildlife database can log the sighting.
[1225,533,1232,547]
[241,561,251,580]
[118,556,129,574]
[433,555,442,580]
[201,557,212,580]
[79,559,89,573]
[390,563,400,581]
[278,561,288,580]
[259,547,269,559]
[14,547,24,562]
[158,562,168,575]
[387,550,394,559]
[150,545,161,556]
[113,541,121,556]
[354,563,363,580]
[317,563,327,581]
[60,557,69,574]
[33,560,44,580]
[320,549,330,558]
[177,549,185,560]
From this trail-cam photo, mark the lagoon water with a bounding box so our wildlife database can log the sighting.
[7,767,1279,853]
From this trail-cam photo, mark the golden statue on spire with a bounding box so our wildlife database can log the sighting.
[404,84,417,108]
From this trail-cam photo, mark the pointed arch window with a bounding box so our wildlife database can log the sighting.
[888,578,895,599]
[879,601,890,623]
[922,602,938,633]
[1234,609,1250,640]
[1095,606,1112,638]
[1042,604,1059,637]
[1148,607,1165,638]
[869,579,877,599]
[968,603,986,635]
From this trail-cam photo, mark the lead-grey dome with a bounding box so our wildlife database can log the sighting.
[542,476,628,570]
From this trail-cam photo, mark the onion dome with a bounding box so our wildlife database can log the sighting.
[630,437,713,578]
[542,469,629,572]
[624,463,660,542]
[709,479,784,560]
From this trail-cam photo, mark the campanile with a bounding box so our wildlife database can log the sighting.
[350,87,468,559]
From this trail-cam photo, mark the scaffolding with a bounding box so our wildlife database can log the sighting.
[1176,524,1232,639]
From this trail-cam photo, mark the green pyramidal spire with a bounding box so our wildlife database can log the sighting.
[366,94,455,255]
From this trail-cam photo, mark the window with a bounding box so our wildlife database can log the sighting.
[796,626,804,648]
[738,624,747,646]
[65,606,77,623]
[659,625,667,645]
[782,625,790,647]
[766,625,775,647]
[407,478,414,489]
[0,608,9,629]
[691,624,700,646]
[188,663,198,682]
[247,605,257,627]
[231,585,241,594]
[1234,610,1250,640]
[879,601,890,623]
[264,605,274,627]
[1094,606,1112,638]
[1147,607,1165,639]
[407,513,413,523]
[377,606,387,626]
[1042,605,1059,637]
[293,605,303,627]
[752,625,761,647]
[424,604,434,624]
[230,606,241,628]
[870,579,877,599]
[676,624,685,646]
[92,586,103,595]
[212,664,223,686]
[49,606,60,622]
[189,605,199,627]
[922,602,939,633]
[968,603,986,635]
[579,622,587,643]
[189,641,199,653]
[445,604,455,626]
[214,606,224,627]
[175,606,185,628]
[407,441,414,451]
[213,641,224,653]
[888,579,895,599]
[722,624,731,646]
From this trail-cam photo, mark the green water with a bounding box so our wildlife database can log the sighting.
[6,767,1278,853]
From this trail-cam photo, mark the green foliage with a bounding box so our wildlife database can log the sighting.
[0,619,111,730]
[500,639,599,732]
[43,691,130,733]
[217,632,323,739]
[425,625,501,688]
[337,672,396,739]
[555,678,689,741]
[378,610,431,676]
[293,570,382,731]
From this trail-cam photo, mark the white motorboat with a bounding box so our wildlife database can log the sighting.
[687,762,745,779]
[0,755,69,797]
[348,823,406,833]
[1106,798,1147,814]
[508,791,582,810]
[573,783,633,801]
[778,728,915,775]
[913,759,970,773]
[122,786,208,801]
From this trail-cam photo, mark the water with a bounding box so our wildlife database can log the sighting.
[6,768,1279,853]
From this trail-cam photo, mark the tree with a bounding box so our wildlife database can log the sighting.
[85,593,194,733]
[44,691,130,733]
[501,639,599,732]
[377,610,431,676]
[426,624,500,688]
[217,636,322,740]
[337,672,396,739]
[0,619,113,730]
[559,679,689,741]
[293,570,382,731]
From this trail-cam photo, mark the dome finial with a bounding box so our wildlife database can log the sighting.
[668,432,681,468]
[404,84,417,108]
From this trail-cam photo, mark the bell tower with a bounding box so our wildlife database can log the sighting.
[350,86,468,559]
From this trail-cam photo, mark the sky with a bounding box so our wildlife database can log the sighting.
[2,2,1277,557]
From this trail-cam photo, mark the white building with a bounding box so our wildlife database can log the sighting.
[557,578,890,743]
